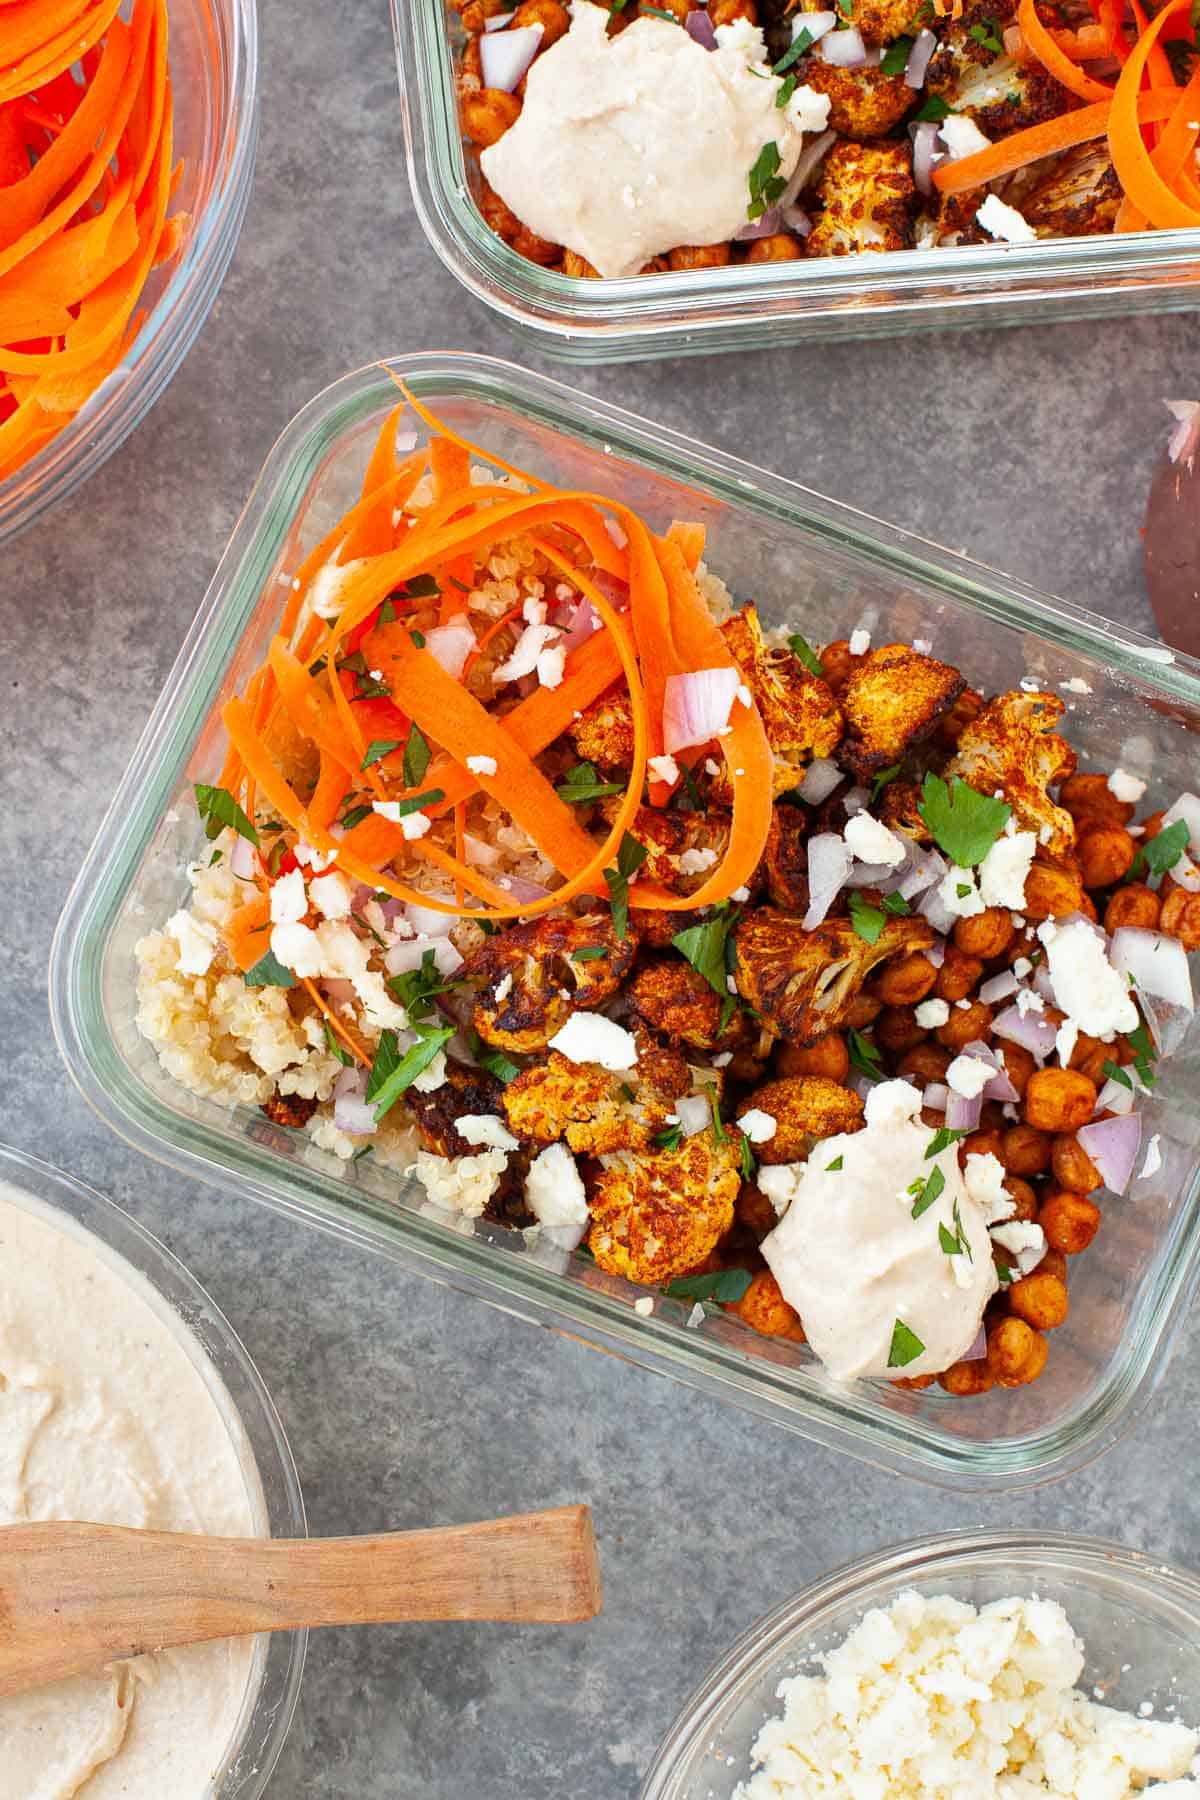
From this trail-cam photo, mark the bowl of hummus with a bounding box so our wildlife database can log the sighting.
[0,1140,306,1799]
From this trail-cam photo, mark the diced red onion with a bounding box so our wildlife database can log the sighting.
[321,977,357,1011]
[663,667,740,753]
[1078,1113,1143,1195]
[685,7,718,48]
[675,1094,712,1137]
[333,1068,377,1137]
[1032,958,1057,1003]
[736,208,782,242]
[848,1071,877,1102]
[230,834,257,879]
[394,430,419,454]
[946,1090,982,1132]
[904,26,937,86]
[404,900,455,938]
[963,1324,987,1363]
[590,568,630,608]
[1163,791,1200,853]
[603,515,628,551]
[842,786,869,815]
[794,9,838,40]
[558,595,602,655]
[479,22,542,91]
[819,25,869,65]
[803,832,853,929]
[464,833,501,868]
[898,844,947,900]
[911,120,941,197]
[1166,398,1200,468]
[386,938,436,977]
[423,619,476,679]
[796,757,843,804]
[497,873,555,904]
[926,938,947,968]
[782,203,813,237]
[1135,989,1193,1058]
[979,970,1019,1006]
[959,1040,1020,1104]
[781,128,837,203]
[923,1082,949,1113]
[1171,854,1200,893]
[993,1003,1058,1059]
[847,859,899,889]
[484,9,515,27]
[1110,927,1194,1011]
[916,882,956,937]
[1093,1076,1136,1117]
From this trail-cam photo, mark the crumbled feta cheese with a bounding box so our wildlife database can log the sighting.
[990,1219,1047,1276]
[946,1054,995,1100]
[633,1295,655,1317]
[548,1011,638,1070]
[731,885,750,903]
[1039,917,1138,1041]
[1016,986,1045,1016]
[536,644,566,689]
[373,800,402,822]
[978,828,1036,910]
[863,1078,925,1127]
[294,839,336,871]
[465,754,498,776]
[912,636,932,655]
[494,972,513,1004]
[648,753,681,786]
[308,871,353,920]
[915,997,950,1029]
[843,811,906,868]
[735,683,753,709]
[737,1108,777,1144]
[786,80,832,135]
[757,1164,802,1220]
[167,910,219,976]
[964,1151,1016,1226]
[269,919,323,978]
[401,812,432,840]
[410,1049,447,1093]
[976,192,1038,243]
[940,113,992,160]
[1140,1133,1163,1180]
[678,846,718,875]
[1013,956,1033,978]
[848,628,871,656]
[937,865,985,919]
[494,621,560,684]
[1108,767,1147,804]
[522,596,547,626]
[269,868,307,925]
[1056,1020,1079,1068]
[456,1114,520,1152]
[1060,676,1092,695]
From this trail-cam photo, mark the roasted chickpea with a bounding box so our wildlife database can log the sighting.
[842,992,882,1030]
[668,242,732,270]
[1040,1190,1101,1255]
[818,638,856,691]
[1039,1246,1069,1282]
[996,1039,1036,1098]
[775,1033,850,1083]
[952,907,1014,961]
[936,999,993,1052]
[1051,1133,1102,1194]
[1104,882,1161,933]
[745,232,804,262]
[1160,885,1200,951]
[562,248,600,278]
[478,181,560,264]
[1007,1268,1069,1331]
[939,1358,994,1396]
[873,952,938,1008]
[727,1268,806,1340]
[459,35,482,81]
[512,0,571,41]
[1002,1176,1040,1222]
[893,1373,938,1391]
[735,1186,777,1240]
[1067,1030,1109,1087]
[986,1317,1049,1387]
[1141,808,1167,839]
[1058,772,1134,828]
[1000,1122,1052,1176]
[708,0,757,21]
[1024,1067,1097,1133]
[1023,861,1085,921]
[461,87,521,147]
[962,1129,1004,1164]
[1077,824,1136,890]
[934,687,984,749]
[875,1005,925,1054]
[936,945,984,1003]
[897,1043,951,1086]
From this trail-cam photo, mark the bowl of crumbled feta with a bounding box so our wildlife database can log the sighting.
[641,1529,1200,1799]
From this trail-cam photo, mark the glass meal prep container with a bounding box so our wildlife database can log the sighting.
[50,350,1200,1491]
[392,0,1200,361]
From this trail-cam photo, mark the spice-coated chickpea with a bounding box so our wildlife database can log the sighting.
[935,999,993,1051]
[1160,885,1200,951]
[962,1129,1004,1164]
[939,1358,994,1396]
[1039,1246,1069,1282]
[727,1269,806,1340]
[1007,1269,1069,1332]
[775,1033,850,1082]
[478,182,560,264]
[708,0,757,21]
[1077,825,1136,890]
[986,1317,1049,1387]
[996,1039,1036,1098]
[735,1186,778,1240]
[934,687,984,749]
[513,0,571,42]
[562,248,600,277]
[893,1373,937,1391]
[1050,1133,1102,1194]
[875,1005,926,1055]
[745,233,804,262]
[1000,1122,1052,1176]
[1059,772,1134,828]
[644,0,689,15]
[936,945,984,1002]
[952,907,1014,960]
[1024,1067,1097,1133]
[873,952,938,1008]
[1023,860,1086,920]
[818,638,856,691]
[897,1043,951,1085]
[843,992,882,1030]
[1039,1189,1101,1255]
[1005,1177,1040,1222]
[1067,1030,1109,1086]
[1141,808,1167,839]
[668,243,732,270]
[462,88,522,146]
[1104,882,1160,933]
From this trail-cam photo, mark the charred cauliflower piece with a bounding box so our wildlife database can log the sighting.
[740,1074,864,1165]
[570,690,636,772]
[406,1057,507,1158]
[926,3,1073,137]
[798,58,914,139]
[720,606,843,792]
[466,912,636,1053]
[803,0,922,43]
[628,960,744,1055]
[839,644,966,779]
[808,140,917,256]
[630,904,705,949]
[877,778,934,844]
[587,1134,742,1285]
[947,689,1076,855]
[1022,141,1122,237]
[733,907,934,1043]
[503,1037,692,1156]
[761,802,810,912]
[600,803,732,896]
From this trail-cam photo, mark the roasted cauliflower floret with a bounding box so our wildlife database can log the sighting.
[761,802,810,912]
[465,911,637,1053]
[807,140,917,256]
[839,644,967,779]
[926,4,1073,137]
[1021,142,1122,237]
[570,690,636,772]
[741,1074,865,1165]
[599,803,732,896]
[587,1134,742,1285]
[733,907,934,1043]
[800,0,921,44]
[720,605,843,792]
[947,689,1077,856]
[797,57,914,139]
[502,1052,641,1155]
[628,959,744,1054]
[877,778,934,844]
[405,1056,507,1158]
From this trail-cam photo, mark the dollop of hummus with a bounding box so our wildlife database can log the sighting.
[480,3,826,277]
[0,1185,260,1798]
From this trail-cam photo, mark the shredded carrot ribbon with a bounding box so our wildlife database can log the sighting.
[1108,0,1200,228]
[932,89,1179,195]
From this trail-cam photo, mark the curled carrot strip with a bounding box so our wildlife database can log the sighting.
[1017,0,1114,100]
[301,979,371,1068]
[932,90,1177,194]
[1109,0,1200,228]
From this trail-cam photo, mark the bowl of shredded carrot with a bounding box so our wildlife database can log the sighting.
[0,0,258,544]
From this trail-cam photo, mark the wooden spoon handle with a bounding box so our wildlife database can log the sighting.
[0,1505,601,1698]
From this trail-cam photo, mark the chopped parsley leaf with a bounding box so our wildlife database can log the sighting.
[449,576,471,593]
[640,4,677,17]
[266,837,289,878]
[938,1221,961,1257]
[604,832,649,939]
[995,1257,1015,1285]
[887,1319,925,1368]
[719,991,739,1033]
[709,1090,728,1145]
[788,632,824,676]
[378,598,397,625]
[849,889,887,945]
[384,787,445,819]
[401,573,441,600]
[557,762,624,805]
[572,945,610,962]
[836,0,853,15]
[673,903,739,999]
[925,1126,966,1159]
[882,892,911,915]
[747,139,785,221]
[411,630,426,648]
[362,739,402,771]
[918,772,1011,867]
[1129,817,1190,883]
[324,1021,352,1067]
[870,762,903,804]
[351,1145,373,1162]
[1126,1019,1158,1087]
[388,949,458,1018]
[826,1154,844,1172]
[244,949,295,989]
[653,1123,684,1152]
[194,783,259,847]
[339,804,372,831]
[663,1267,753,1305]
[848,1029,883,1081]
[913,94,954,121]
[208,848,223,866]
[403,722,431,788]
[308,655,328,677]
[739,1135,756,1183]
[671,761,705,813]
[1102,1059,1133,1091]
[968,18,1003,51]
[880,33,913,71]
[474,1039,522,1084]
[369,1023,454,1121]
[772,27,814,74]
[956,882,972,898]
[909,1165,945,1219]
[776,71,798,105]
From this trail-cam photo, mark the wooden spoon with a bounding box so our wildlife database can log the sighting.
[0,1504,601,1699]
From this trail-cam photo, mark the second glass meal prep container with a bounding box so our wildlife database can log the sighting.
[51,351,1200,1491]
[393,0,1200,361]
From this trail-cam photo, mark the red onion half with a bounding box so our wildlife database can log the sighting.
[946,1090,982,1131]
[1078,1113,1143,1195]
[685,7,717,49]
[479,22,543,91]
[663,667,740,753]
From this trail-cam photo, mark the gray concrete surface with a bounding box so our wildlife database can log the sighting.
[3,0,1200,1794]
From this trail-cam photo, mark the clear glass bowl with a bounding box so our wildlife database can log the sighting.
[393,0,1200,361]
[0,1140,305,1796]
[49,350,1200,1491]
[0,0,259,546]
[640,1531,1200,1799]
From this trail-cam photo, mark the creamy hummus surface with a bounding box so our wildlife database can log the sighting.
[0,1184,260,1799]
